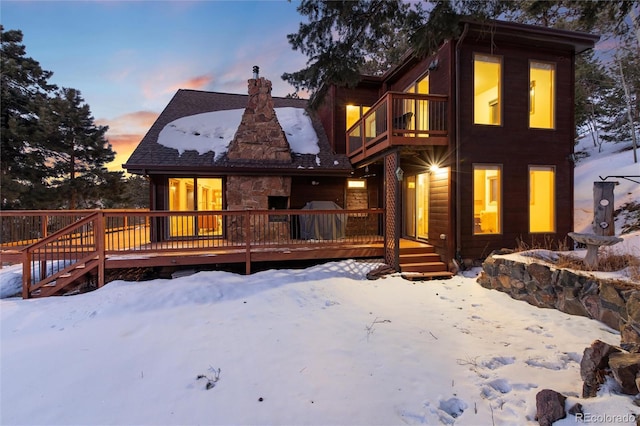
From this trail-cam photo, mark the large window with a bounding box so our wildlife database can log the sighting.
[474,54,502,125]
[529,61,555,129]
[168,177,223,237]
[473,165,502,234]
[404,75,430,137]
[529,166,555,233]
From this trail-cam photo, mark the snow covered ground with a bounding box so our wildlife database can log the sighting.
[1,137,639,425]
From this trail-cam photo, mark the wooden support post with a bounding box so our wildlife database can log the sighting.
[384,151,400,271]
[245,210,251,275]
[96,212,106,288]
[22,252,31,299]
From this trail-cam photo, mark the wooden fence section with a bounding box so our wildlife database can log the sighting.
[1,209,385,298]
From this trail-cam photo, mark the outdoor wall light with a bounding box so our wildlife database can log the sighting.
[395,167,404,182]
[429,164,441,173]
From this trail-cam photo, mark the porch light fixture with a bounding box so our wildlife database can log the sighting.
[395,167,404,182]
[429,164,441,173]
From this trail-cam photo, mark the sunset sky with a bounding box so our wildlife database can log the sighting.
[2,0,309,172]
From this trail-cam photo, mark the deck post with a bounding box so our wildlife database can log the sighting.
[384,150,401,271]
[96,212,106,288]
[22,252,31,299]
[244,210,251,274]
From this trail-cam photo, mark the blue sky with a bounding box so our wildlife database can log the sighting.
[2,0,309,170]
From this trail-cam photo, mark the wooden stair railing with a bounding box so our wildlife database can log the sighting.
[22,211,105,298]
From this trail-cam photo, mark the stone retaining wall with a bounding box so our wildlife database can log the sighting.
[477,252,640,352]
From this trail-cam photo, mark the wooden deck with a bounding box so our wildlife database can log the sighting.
[0,209,384,297]
[0,209,450,298]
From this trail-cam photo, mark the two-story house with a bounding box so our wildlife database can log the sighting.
[314,19,599,268]
[124,19,598,272]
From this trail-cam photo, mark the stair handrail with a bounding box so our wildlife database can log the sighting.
[22,211,104,298]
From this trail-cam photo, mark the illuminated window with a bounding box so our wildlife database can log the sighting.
[473,165,502,234]
[346,105,371,131]
[347,179,367,189]
[529,61,555,129]
[529,166,555,233]
[169,177,222,237]
[474,54,502,125]
[404,75,429,137]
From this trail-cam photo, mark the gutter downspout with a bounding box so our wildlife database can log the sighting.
[455,23,469,264]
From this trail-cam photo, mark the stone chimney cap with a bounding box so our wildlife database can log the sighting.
[253,65,259,79]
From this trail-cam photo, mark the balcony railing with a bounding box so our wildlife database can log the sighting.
[346,92,449,163]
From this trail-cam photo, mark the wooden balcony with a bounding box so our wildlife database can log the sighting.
[346,92,449,164]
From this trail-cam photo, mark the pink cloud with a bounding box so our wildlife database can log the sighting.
[98,111,159,172]
[167,73,214,92]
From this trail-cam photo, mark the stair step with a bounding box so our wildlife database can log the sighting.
[399,246,435,255]
[400,262,448,273]
[75,264,86,269]
[59,273,72,278]
[400,253,441,264]
[401,271,454,281]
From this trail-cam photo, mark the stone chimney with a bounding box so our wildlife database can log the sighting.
[227,72,292,162]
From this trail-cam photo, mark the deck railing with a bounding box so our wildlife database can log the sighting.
[1,208,384,297]
[346,92,449,163]
[22,211,104,298]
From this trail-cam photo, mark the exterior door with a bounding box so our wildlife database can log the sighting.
[403,173,430,240]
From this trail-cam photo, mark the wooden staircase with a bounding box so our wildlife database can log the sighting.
[34,254,101,297]
[22,211,105,298]
[399,241,453,281]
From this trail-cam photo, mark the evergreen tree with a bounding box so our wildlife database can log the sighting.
[40,88,117,209]
[600,39,639,160]
[574,52,613,151]
[284,0,639,106]
[0,26,57,209]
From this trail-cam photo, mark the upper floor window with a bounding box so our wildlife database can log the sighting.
[346,104,370,131]
[529,61,555,129]
[403,74,429,135]
[474,54,502,126]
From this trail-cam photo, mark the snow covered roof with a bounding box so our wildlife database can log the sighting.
[124,89,352,176]
[157,107,320,159]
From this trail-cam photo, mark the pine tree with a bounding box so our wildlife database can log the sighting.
[0,26,57,209]
[574,52,613,151]
[284,0,639,105]
[40,88,116,209]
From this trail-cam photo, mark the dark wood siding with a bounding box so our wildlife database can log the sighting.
[456,36,576,260]
[290,177,347,209]
[428,167,451,261]
[331,85,381,154]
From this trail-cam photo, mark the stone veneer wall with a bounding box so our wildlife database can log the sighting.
[227,77,291,162]
[477,253,640,353]
[226,176,291,243]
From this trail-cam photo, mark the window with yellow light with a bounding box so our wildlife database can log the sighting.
[529,61,555,129]
[473,165,502,234]
[529,166,555,233]
[473,54,502,126]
